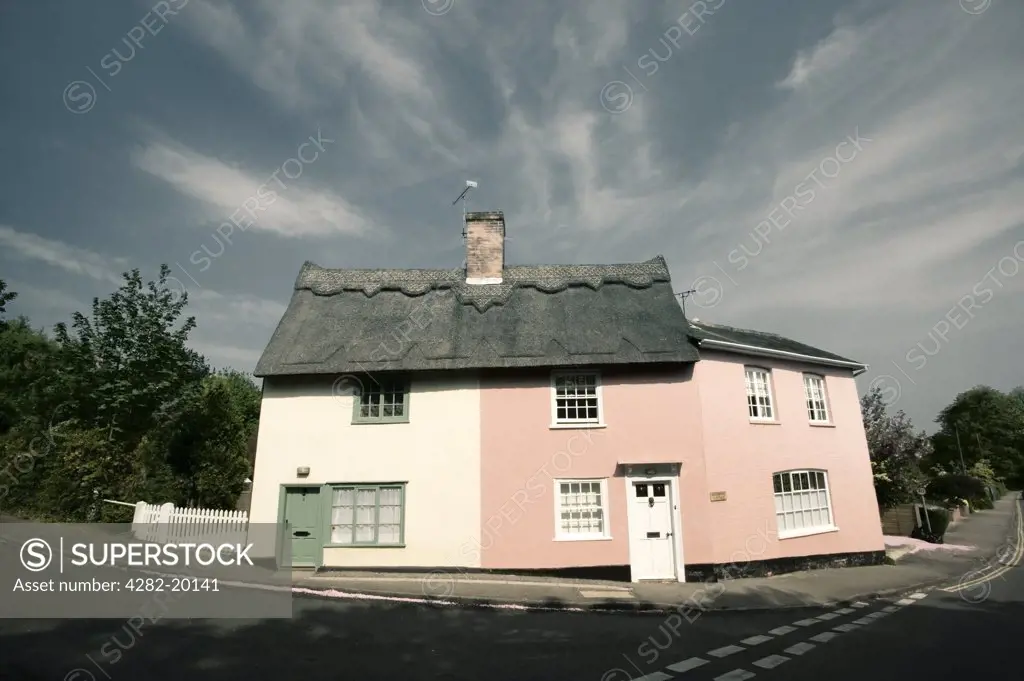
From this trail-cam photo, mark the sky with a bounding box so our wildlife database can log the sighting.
[1,0,1022,433]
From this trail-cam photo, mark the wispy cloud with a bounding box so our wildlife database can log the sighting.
[682,2,1024,316]
[777,26,862,91]
[0,225,128,285]
[180,0,469,174]
[2,281,88,319]
[4,0,1024,426]
[0,225,284,366]
[131,135,372,238]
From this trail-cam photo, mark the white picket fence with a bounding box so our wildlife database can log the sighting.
[126,501,249,546]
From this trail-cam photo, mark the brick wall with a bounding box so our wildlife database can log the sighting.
[465,211,505,281]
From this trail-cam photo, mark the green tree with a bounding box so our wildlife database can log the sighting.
[52,265,209,452]
[0,267,260,520]
[162,371,261,508]
[0,319,56,435]
[1011,386,1024,409]
[860,387,928,508]
[0,280,65,445]
[929,386,1024,483]
[0,279,16,323]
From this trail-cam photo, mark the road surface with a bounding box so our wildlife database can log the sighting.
[1,507,1020,680]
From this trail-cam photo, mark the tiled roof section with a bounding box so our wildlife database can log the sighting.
[687,321,862,366]
[255,256,699,376]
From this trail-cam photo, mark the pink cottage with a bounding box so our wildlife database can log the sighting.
[251,210,884,582]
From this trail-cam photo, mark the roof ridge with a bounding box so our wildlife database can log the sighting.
[692,320,794,342]
[295,257,673,304]
[301,255,667,275]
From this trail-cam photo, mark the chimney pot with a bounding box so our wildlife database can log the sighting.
[464,211,505,284]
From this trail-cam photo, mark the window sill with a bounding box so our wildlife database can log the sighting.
[778,525,839,540]
[808,422,835,428]
[749,419,780,425]
[350,419,410,426]
[553,536,613,542]
[323,543,406,549]
[550,422,607,430]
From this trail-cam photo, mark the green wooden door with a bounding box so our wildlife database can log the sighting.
[282,486,322,567]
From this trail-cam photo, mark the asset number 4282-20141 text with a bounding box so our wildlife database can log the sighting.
[125,577,220,592]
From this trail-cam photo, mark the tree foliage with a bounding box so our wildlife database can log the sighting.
[927,385,1024,484]
[0,279,16,321]
[0,270,261,520]
[860,386,928,509]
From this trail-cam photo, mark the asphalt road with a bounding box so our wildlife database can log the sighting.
[1,519,1020,680]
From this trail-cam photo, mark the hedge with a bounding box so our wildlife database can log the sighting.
[912,506,951,543]
[926,474,988,507]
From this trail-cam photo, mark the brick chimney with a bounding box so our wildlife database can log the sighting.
[464,211,505,284]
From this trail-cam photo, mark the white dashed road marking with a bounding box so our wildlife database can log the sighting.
[784,642,816,655]
[753,654,790,669]
[615,593,927,681]
[633,673,672,681]
[768,625,797,636]
[666,657,708,673]
[740,635,773,646]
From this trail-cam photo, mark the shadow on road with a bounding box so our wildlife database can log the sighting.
[0,587,1021,680]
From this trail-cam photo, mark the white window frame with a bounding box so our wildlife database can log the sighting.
[553,478,611,541]
[772,469,838,539]
[803,373,831,424]
[550,371,606,428]
[328,484,406,546]
[744,366,776,422]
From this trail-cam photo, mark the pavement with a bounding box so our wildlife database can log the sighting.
[0,497,1021,680]
[2,493,1018,615]
[283,492,1021,613]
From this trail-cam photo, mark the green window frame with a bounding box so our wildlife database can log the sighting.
[351,376,410,424]
[328,484,406,546]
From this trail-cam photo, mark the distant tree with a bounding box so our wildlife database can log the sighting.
[860,387,928,509]
[0,279,16,322]
[929,386,1024,483]
[1011,386,1024,409]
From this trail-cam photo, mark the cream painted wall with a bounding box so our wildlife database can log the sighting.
[250,372,482,568]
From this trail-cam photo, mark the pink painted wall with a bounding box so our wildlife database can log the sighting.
[478,365,715,570]
[693,351,884,565]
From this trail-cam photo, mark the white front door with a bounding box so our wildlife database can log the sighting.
[627,480,677,580]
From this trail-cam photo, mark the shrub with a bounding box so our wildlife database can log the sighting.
[912,507,951,543]
[927,474,988,507]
